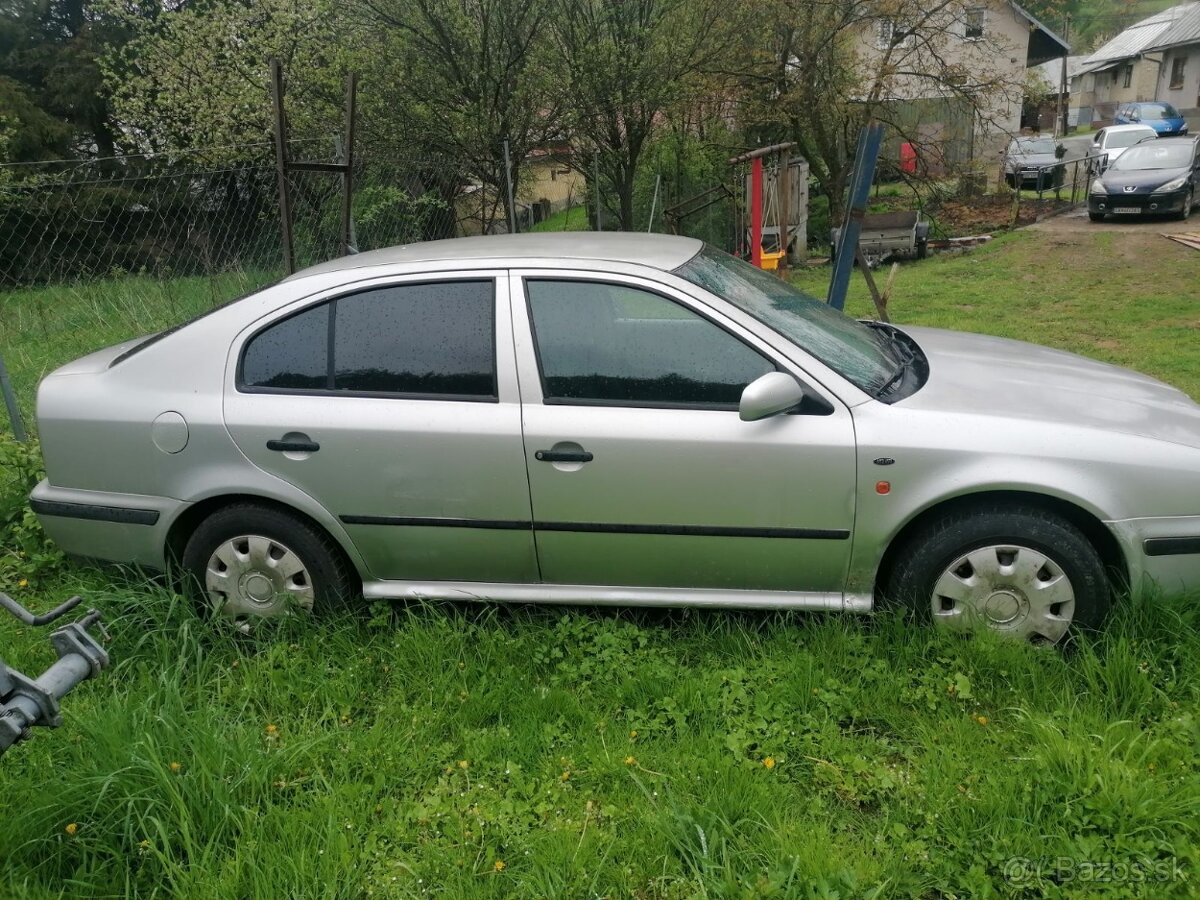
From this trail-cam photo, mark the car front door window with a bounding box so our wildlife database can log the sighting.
[526,279,775,408]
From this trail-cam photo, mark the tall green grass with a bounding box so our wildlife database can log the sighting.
[3,571,1198,897]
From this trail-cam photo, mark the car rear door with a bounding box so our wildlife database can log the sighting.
[223,272,537,584]
[510,270,857,595]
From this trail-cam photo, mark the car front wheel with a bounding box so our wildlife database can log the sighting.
[1088,212,1105,222]
[182,503,356,629]
[1177,187,1194,221]
[886,505,1111,644]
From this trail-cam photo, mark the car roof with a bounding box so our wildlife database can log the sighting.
[285,233,705,281]
[1103,123,1158,133]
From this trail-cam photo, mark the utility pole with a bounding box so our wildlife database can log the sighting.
[1058,15,1071,137]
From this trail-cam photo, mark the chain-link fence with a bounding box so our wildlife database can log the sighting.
[0,143,516,293]
[0,137,771,306]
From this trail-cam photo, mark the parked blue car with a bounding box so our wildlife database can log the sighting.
[1114,102,1189,136]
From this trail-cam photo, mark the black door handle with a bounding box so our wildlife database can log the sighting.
[267,439,320,453]
[535,449,593,463]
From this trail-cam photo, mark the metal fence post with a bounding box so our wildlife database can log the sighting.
[269,59,296,275]
[0,355,26,442]
[647,174,661,233]
[340,74,358,256]
[593,157,602,231]
[502,139,517,234]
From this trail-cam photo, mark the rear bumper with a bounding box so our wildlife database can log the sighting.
[1088,190,1189,216]
[30,480,182,571]
[1108,515,1200,596]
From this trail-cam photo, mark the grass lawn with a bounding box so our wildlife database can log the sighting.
[529,205,590,233]
[2,231,1199,898]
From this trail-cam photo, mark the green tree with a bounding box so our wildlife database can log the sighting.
[0,0,130,160]
[352,0,566,231]
[100,0,353,155]
[549,0,730,230]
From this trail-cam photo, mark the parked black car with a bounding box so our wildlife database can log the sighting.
[1002,136,1066,190]
[1088,135,1200,222]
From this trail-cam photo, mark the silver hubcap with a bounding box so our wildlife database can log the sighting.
[204,535,314,626]
[931,544,1075,643]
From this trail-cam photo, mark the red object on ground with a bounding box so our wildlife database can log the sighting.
[900,142,918,175]
[750,157,763,267]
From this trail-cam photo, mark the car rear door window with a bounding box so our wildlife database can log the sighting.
[241,280,496,398]
[333,282,494,397]
[241,302,330,390]
[525,279,774,407]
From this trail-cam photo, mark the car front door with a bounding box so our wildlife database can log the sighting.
[224,272,537,584]
[510,271,857,595]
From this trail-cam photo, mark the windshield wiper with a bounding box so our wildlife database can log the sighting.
[865,322,914,399]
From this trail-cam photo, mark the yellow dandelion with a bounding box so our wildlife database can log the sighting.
[265,724,278,736]
[629,730,638,739]
[138,839,151,851]
[763,757,776,769]
[493,860,506,872]
[975,715,989,726]
[560,770,570,781]
[64,823,78,836]
[458,759,469,769]
[624,755,637,766]
[18,578,28,588]
[169,761,182,773]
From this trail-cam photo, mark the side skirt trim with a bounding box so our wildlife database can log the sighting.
[30,497,160,526]
[361,580,873,611]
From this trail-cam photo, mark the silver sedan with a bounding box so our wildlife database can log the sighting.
[30,234,1200,642]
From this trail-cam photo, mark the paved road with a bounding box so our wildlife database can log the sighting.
[1031,205,1199,235]
[1059,133,1095,162]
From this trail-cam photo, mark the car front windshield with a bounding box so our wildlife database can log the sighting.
[1109,143,1192,171]
[674,245,897,394]
[1139,103,1179,119]
[1016,139,1056,154]
[1106,130,1152,149]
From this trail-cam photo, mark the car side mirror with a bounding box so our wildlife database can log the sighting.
[739,372,806,422]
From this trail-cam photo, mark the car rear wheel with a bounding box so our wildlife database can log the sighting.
[182,503,356,629]
[885,505,1111,644]
[1088,212,1105,222]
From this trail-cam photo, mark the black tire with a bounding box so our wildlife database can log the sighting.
[1177,188,1193,221]
[182,503,357,623]
[1088,212,1105,222]
[884,504,1111,642]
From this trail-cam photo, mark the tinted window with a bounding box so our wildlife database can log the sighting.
[334,282,494,396]
[241,280,495,397]
[242,302,330,389]
[527,280,773,407]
